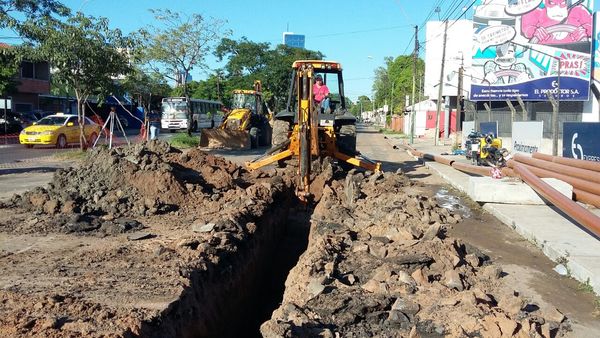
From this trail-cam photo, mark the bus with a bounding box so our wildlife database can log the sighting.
[161,97,224,132]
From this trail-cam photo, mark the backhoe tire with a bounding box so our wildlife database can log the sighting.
[249,127,259,149]
[272,120,290,147]
[337,124,357,171]
[258,121,272,146]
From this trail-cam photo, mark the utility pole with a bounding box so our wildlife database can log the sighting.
[434,21,448,146]
[410,25,419,144]
[552,60,561,156]
[455,56,463,145]
[390,81,395,122]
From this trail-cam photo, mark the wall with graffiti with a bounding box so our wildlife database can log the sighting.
[593,12,600,86]
[471,0,593,101]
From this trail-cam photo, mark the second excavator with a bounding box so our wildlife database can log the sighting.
[200,80,271,149]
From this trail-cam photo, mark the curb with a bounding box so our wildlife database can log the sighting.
[416,151,600,295]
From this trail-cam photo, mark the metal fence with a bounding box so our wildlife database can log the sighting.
[463,100,583,138]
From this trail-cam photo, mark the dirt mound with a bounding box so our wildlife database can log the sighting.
[0,141,261,235]
[0,141,294,337]
[261,170,571,337]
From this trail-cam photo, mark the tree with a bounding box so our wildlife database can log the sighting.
[215,38,323,111]
[0,1,69,94]
[350,95,372,116]
[0,47,20,95]
[121,68,171,119]
[37,13,133,149]
[139,9,228,135]
[372,55,424,115]
[0,0,69,37]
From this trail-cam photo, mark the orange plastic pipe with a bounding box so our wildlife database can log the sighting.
[573,189,600,209]
[533,152,600,173]
[514,154,600,185]
[451,161,494,176]
[511,162,600,238]
[507,160,600,196]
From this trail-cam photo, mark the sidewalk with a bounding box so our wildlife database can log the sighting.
[386,134,600,295]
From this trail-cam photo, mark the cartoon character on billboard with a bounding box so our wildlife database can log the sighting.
[483,43,534,84]
[521,0,592,46]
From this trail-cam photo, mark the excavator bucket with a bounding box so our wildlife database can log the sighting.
[199,129,251,149]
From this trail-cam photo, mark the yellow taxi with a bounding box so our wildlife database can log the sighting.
[19,114,101,148]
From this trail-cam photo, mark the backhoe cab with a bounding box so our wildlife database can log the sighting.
[246,60,381,202]
[199,80,271,149]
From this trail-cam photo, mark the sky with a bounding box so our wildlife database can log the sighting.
[2,0,600,101]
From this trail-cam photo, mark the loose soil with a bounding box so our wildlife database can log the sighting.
[0,132,598,338]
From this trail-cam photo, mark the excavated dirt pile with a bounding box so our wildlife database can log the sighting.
[0,140,293,337]
[1,141,268,235]
[261,169,571,338]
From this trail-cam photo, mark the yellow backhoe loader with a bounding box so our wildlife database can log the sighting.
[199,80,271,149]
[246,60,381,202]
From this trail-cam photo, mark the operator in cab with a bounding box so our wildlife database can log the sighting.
[313,74,330,113]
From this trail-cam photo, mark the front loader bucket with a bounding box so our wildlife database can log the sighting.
[199,129,251,149]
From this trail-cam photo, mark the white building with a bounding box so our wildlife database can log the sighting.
[424,20,473,101]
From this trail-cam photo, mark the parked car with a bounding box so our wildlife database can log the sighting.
[17,112,39,127]
[0,113,23,135]
[32,111,55,120]
[19,113,101,148]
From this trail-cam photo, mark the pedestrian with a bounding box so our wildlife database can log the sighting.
[148,109,161,140]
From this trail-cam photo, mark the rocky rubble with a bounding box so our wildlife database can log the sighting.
[0,141,573,337]
[261,169,571,338]
[0,141,292,337]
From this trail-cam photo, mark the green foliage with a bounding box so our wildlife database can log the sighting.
[33,12,134,149]
[215,38,323,111]
[0,48,20,95]
[0,0,70,38]
[120,67,171,111]
[373,55,424,113]
[53,149,89,161]
[169,133,199,148]
[350,95,373,116]
[138,9,228,87]
[37,12,134,102]
[379,128,406,136]
[578,279,595,293]
[138,9,229,134]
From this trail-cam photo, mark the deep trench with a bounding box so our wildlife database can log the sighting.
[235,207,312,338]
[135,191,312,338]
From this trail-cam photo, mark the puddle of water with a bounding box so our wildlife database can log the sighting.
[435,188,472,218]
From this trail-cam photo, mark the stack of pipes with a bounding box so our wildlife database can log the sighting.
[508,153,600,209]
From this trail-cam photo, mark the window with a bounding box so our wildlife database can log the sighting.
[67,117,79,126]
[34,62,49,80]
[15,103,33,112]
[21,62,34,79]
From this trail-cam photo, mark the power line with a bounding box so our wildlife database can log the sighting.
[418,0,475,56]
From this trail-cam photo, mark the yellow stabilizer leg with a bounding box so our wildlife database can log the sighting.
[246,149,294,170]
[334,151,381,172]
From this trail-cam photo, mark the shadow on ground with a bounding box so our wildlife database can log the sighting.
[0,166,61,176]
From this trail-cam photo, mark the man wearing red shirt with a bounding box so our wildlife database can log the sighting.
[313,74,330,113]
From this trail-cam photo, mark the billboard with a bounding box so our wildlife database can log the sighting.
[283,32,305,49]
[593,12,600,86]
[471,0,594,102]
[563,122,600,162]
